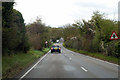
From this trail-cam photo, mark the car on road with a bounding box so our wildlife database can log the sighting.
[51,45,61,53]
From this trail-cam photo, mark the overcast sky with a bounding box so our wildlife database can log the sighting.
[14,0,119,27]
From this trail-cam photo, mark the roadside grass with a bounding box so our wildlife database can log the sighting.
[2,48,50,78]
[63,44,118,64]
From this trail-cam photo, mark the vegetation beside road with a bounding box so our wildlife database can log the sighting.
[2,3,52,78]
[2,2,119,79]
[62,11,120,59]
[2,2,58,79]
[63,43,118,64]
[2,48,50,78]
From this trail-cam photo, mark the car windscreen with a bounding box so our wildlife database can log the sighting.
[56,45,59,47]
[52,45,59,48]
[52,45,55,47]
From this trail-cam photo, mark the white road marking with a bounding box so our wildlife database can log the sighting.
[69,57,72,60]
[63,54,72,61]
[85,56,118,66]
[65,46,118,67]
[19,50,50,80]
[81,67,87,72]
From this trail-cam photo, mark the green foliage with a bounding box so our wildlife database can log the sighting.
[63,24,80,41]
[64,46,118,64]
[92,29,101,52]
[63,11,119,58]
[2,2,14,28]
[2,3,30,56]
[115,41,120,58]
[2,48,50,78]
[26,18,51,50]
[49,27,63,42]
[105,41,120,58]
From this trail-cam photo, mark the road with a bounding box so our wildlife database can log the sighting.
[18,43,118,79]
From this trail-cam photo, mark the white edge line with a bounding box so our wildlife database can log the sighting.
[81,67,87,72]
[19,50,50,80]
[66,47,118,67]
[86,56,119,67]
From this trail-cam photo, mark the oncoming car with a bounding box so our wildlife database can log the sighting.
[51,45,61,53]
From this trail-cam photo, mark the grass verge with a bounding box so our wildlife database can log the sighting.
[63,43,118,64]
[2,48,50,78]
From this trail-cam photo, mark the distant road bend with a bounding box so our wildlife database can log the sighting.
[17,43,118,79]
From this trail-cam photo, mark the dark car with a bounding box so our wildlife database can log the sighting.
[51,45,61,53]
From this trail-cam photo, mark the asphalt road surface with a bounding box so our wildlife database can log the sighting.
[18,43,118,79]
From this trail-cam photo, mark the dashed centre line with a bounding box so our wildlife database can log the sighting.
[81,67,88,72]
[69,57,72,60]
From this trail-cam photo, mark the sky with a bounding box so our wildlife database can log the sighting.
[14,0,120,27]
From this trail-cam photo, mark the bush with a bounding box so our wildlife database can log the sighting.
[2,3,30,55]
[26,18,50,50]
[105,41,120,58]
[115,41,120,58]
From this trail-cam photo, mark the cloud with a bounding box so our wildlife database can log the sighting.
[14,0,119,27]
